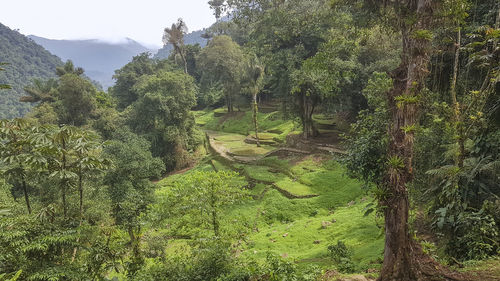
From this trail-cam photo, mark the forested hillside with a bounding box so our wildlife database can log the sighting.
[29,36,150,89]
[0,1,499,281]
[0,23,62,119]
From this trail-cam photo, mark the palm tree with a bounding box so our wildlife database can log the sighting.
[246,54,265,146]
[56,60,84,77]
[20,78,58,103]
[163,18,189,74]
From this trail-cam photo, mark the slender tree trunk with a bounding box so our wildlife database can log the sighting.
[78,165,83,220]
[180,51,188,74]
[252,90,261,147]
[61,137,68,218]
[450,27,465,168]
[21,176,31,214]
[212,209,219,237]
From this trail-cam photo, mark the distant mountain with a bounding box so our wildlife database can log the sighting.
[0,23,63,119]
[29,35,151,89]
[155,29,208,60]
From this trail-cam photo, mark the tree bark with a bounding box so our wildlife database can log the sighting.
[62,137,68,218]
[450,27,465,168]
[180,49,188,74]
[379,1,441,280]
[78,165,83,219]
[252,91,261,147]
[300,93,317,139]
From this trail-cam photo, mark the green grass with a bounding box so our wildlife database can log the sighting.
[209,131,275,157]
[275,177,317,197]
[196,108,299,142]
[243,165,287,183]
[242,202,383,271]
[151,141,383,275]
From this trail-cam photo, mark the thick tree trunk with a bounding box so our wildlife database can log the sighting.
[252,91,261,147]
[301,93,317,139]
[379,1,444,280]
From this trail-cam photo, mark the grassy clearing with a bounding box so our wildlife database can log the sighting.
[153,142,383,275]
[275,177,317,197]
[196,108,299,142]
[241,202,383,271]
[209,130,275,157]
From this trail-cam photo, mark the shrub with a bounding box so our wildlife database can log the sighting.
[327,240,356,273]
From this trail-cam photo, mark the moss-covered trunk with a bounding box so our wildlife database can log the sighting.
[380,1,437,279]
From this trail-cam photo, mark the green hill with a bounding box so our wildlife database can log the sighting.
[0,23,63,119]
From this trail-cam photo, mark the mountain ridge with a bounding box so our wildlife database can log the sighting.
[0,23,63,118]
[29,35,151,89]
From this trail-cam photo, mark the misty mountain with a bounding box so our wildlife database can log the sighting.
[0,23,63,119]
[29,35,151,89]
[154,29,208,60]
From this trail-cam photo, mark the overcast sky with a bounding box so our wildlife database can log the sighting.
[1,0,215,48]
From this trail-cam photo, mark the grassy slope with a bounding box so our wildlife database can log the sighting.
[195,108,299,143]
[148,108,500,280]
[151,109,386,274]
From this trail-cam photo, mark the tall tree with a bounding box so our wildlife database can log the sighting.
[243,53,265,146]
[163,18,189,74]
[0,119,34,214]
[197,35,245,113]
[373,1,460,280]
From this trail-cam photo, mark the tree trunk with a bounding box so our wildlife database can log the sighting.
[379,1,449,280]
[301,93,317,139]
[212,209,219,237]
[226,91,233,113]
[252,91,261,147]
[78,165,83,220]
[450,27,465,168]
[62,138,68,218]
[21,176,31,214]
[180,50,188,74]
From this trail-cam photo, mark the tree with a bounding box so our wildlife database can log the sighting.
[197,35,245,113]
[155,171,248,238]
[127,69,198,170]
[111,53,155,110]
[372,1,458,280]
[56,73,97,126]
[0,119,37,214]
[243,53,265,146]
[163,18,189,74]
[291,17,359,138]
[104,130,165,275]
[20,78,58,103]
[72,130,110,221]
[56,60,84,77]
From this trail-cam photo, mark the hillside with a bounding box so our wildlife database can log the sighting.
[29,35,150,89]
[154,29,208,59]
[0,23,62,119]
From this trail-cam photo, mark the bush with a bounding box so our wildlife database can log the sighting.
[328,240,356,273]
[446,210,499,261]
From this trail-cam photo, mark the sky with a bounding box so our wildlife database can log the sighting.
[1,0,216,48]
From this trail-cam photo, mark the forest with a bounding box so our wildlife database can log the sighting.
[0,0,499,280]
